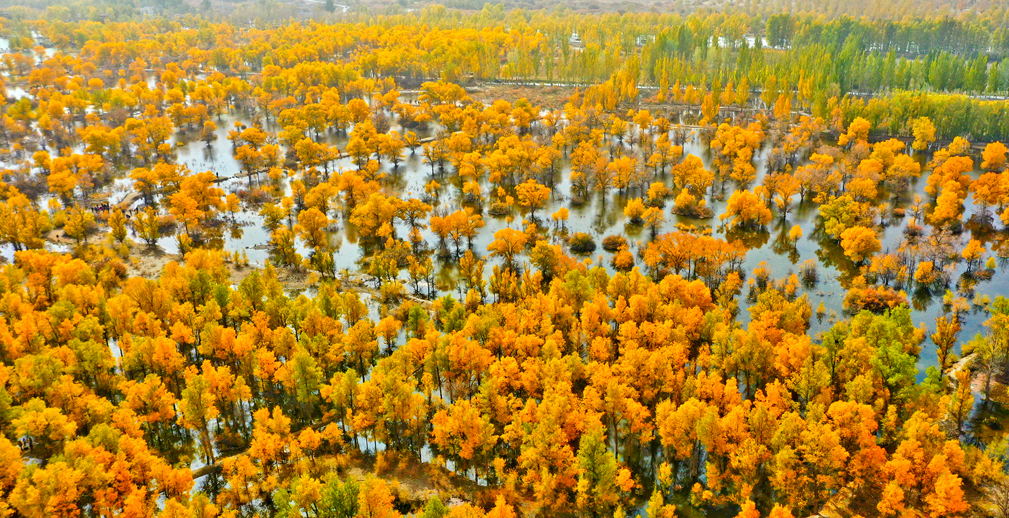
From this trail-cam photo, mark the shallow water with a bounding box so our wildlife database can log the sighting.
[175,119,1000,375]
[0,57,994,378]
[166,122,1005,380]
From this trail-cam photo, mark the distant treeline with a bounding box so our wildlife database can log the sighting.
[6,4,1009,139]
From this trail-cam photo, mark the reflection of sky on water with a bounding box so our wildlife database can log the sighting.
[0,70,1000,376]
[168,118,1007,378]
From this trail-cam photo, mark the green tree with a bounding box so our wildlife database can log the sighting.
[575,427,620,516]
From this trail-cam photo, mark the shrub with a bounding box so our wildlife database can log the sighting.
[568,232,596,254]
[611,247,635,271]
[488,202,511,217]
[799,259,818,287]
[602,235,627,252]
[843,284,908,313]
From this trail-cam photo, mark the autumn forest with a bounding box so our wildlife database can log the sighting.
[4,0,1009,516]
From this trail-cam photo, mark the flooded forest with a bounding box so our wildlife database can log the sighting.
[3,0,1009,517]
